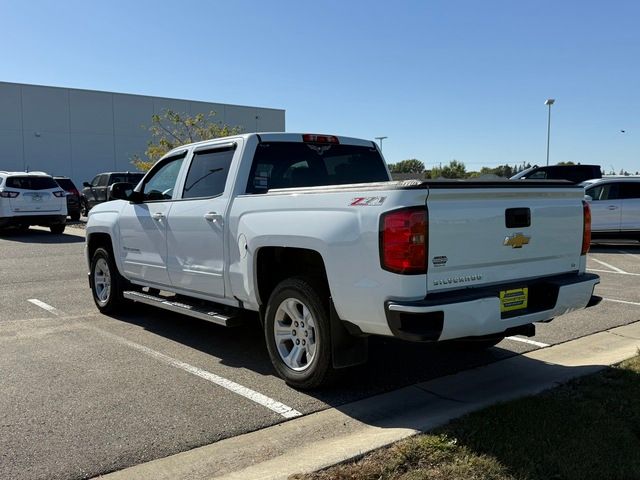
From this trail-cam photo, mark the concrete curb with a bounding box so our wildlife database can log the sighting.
[98,322,640,480]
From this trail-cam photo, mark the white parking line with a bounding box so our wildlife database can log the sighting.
[24,299,302,420]
[590,258,628,274]
[603,298,640,307]
[505,336,550,348]
[93,328,303,419]
[617,250,640,261]
[587,268,640,276]
[28,299,63,316]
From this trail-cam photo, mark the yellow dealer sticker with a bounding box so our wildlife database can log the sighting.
[500,287,528,313]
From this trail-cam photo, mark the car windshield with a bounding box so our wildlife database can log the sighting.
[6,176,59,190]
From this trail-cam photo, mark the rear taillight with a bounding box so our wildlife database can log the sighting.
[380,207,428,274]
[0,191,19,198]
[581,200,591,255]
[302,134,340,144]
[53,190,66,198]
[71,189,80,197]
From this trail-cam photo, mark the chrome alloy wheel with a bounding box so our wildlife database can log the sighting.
[274,298,317,371]
[93,258,112,305]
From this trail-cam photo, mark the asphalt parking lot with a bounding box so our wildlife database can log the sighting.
[1,227,639,480]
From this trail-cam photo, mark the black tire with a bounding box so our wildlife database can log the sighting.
[90,246,128,313]
[81,200,90,217]
[69,212,80,222]
[17,224,30,232]
[50,224,65,234]
[264,277,334,389]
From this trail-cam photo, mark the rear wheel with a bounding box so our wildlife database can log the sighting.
[90,247,128,313]
[17,224,30,232]
[264,277,334,389]
[50,224,65,234]
[70,212,80,222]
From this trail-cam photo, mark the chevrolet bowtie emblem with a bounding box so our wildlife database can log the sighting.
[504,233,530,248]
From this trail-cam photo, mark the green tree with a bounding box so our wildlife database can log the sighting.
[431,159,467,179]
[388,158,425,174]
[557,161,576,166]
[132,110,243,171]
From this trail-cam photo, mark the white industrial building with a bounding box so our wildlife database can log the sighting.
[0,81,285,186]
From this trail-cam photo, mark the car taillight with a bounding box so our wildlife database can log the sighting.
[71,189,80,197]
[0,191,19,198]
[302,134,340,144]
[53,190,66,198]
[581,200,591,255]
[380,206,428,274]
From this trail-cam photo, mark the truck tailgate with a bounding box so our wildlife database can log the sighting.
[426,186,585,293]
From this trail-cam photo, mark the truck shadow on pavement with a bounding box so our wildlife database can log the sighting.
[109,304,524,406]
[0,228,84,244]
[590,241,640,253]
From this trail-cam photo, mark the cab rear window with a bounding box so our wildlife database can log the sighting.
[6,176,59,190]
[246,142,389,193]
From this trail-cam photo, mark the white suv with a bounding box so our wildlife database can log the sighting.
[0,171,68,233]
[582,177,640,242]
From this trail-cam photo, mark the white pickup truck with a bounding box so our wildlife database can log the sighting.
[86,133,600,388]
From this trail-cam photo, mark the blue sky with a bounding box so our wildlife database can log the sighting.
[2,0,638,173]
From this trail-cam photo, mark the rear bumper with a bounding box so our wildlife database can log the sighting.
[0,214,66,228]
[385,273,600,342]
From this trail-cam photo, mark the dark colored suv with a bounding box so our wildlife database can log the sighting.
[53,176,81,221]
[81,171,145,216]
[510,164,602,183]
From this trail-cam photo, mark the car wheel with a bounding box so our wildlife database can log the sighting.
[17,224,30,232]
[50,224,65,234]
[90,247,128,313]
[81,200,89,217]
[70,212,80,222]
[264,277,334,389]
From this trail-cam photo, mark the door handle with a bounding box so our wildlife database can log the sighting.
[204,212,222,223]
[152,212,165,220]
[607,205,619,210]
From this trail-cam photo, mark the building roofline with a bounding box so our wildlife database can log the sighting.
[0,80,285,113]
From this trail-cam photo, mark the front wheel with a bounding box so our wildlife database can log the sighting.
[90,247,127,313]
[264,277,334,389]
[50,224,65,234]
[81,200,90,217]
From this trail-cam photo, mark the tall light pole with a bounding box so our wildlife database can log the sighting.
[545,98,555,166]
[375,136,388,153]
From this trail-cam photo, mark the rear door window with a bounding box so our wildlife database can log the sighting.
[182,147,234,199]
[6,176,58,190]
[619,183,640,199]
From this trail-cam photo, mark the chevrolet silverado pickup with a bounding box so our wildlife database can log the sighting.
[85,133,600,388]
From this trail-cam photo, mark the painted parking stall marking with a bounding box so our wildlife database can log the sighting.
[505,336,550,348]
[93,327,303,419]
[28,298,63,316]
[603,298,640,307]
[24,300,303,420]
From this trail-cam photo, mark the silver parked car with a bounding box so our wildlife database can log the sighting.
[581,177,640,242]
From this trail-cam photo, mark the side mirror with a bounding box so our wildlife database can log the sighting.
[83,182,91,188]
[584,195,593,202]
[109,182,136,201]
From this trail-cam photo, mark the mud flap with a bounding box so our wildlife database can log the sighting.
[330,298,369,369]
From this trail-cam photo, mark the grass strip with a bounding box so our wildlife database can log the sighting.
[293,355,640,480]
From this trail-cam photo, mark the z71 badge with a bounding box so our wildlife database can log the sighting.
[350,196,386,206]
